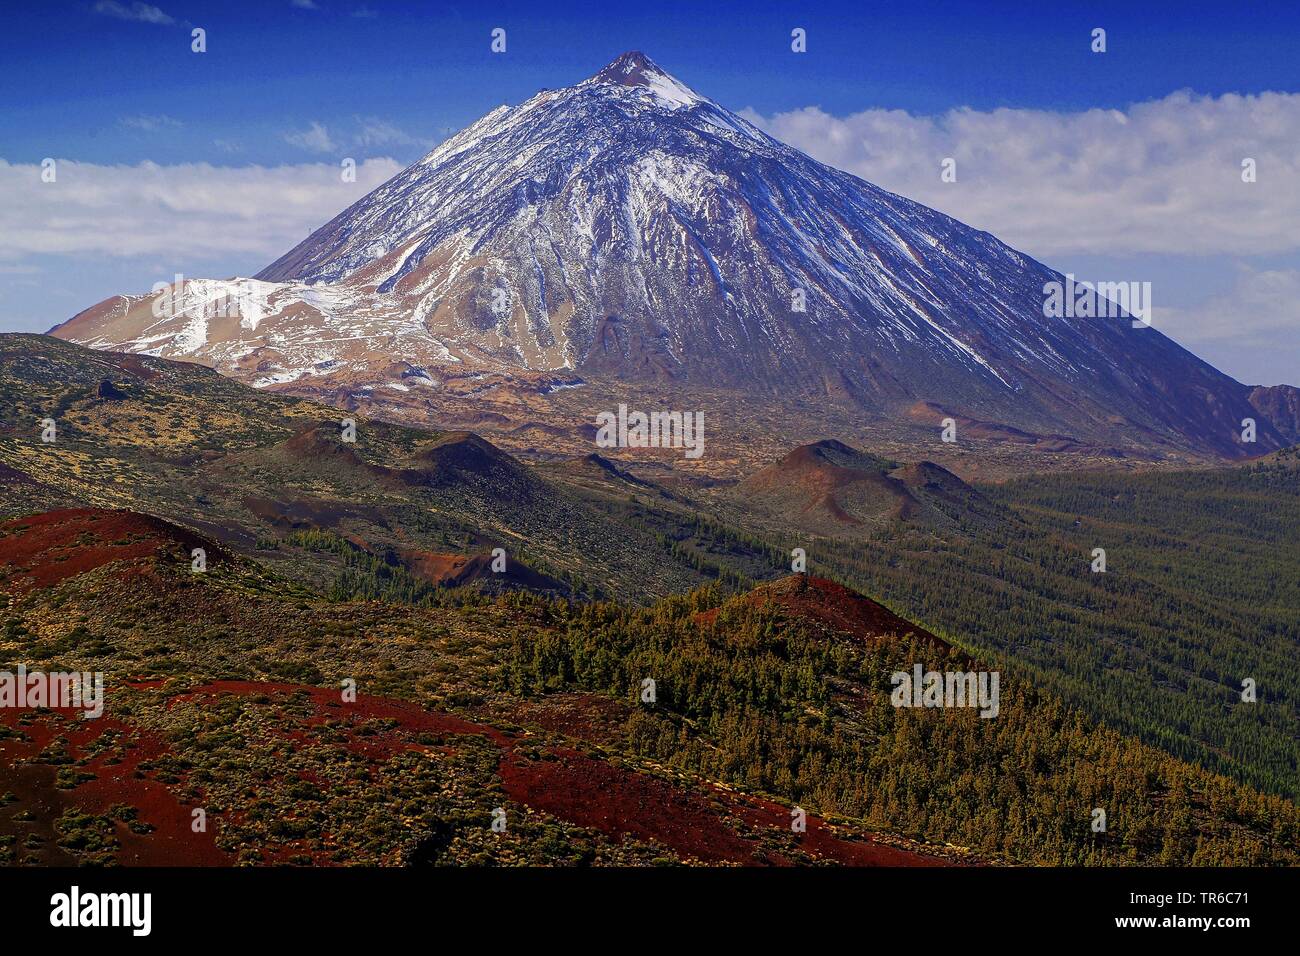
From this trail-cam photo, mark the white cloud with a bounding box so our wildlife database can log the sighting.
[741,90,1300,258]
[290,0,320,8]
[0,158,402,261]
[352,6,378,18]
[93,1,175,25]
[283,121,336,153]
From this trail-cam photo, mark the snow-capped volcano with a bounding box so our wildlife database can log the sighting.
[55,52,1290,456]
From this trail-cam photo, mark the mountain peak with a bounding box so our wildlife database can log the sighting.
[593,51,665,84]
[588,51,703,109]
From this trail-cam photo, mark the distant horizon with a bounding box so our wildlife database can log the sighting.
[2,0,1297,384]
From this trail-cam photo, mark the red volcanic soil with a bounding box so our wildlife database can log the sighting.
[0,706,229,866]
[498,746,953,866]
[167,681,510,747]
[186,683,959,866]
[0,682,513,868]
[698,575,957,655]
[499,746,767,864]
[401,549,467,582]
[3,678,962,866]
[511,692,635,743]
[0,508,223,593]
[723,790,953,866]
[400,548,564,591]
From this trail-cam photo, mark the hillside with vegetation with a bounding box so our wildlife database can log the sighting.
[1,510,1295,866]
[734,451,1300,799]
[0,334,756,603]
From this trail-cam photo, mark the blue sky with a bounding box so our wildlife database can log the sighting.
[4,1,1298,167]
[2,0,1297,383]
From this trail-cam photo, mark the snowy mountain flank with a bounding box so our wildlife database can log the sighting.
[55,52,1293,457]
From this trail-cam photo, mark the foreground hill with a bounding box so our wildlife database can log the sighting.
[705,574,960,658]
[0,509,961,866]
[2,513,1295,866]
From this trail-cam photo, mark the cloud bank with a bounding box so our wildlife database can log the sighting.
[741,90,1300,259]
[0,158,402,262]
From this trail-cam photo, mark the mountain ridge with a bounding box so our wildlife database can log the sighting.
[52,52,1294,459]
